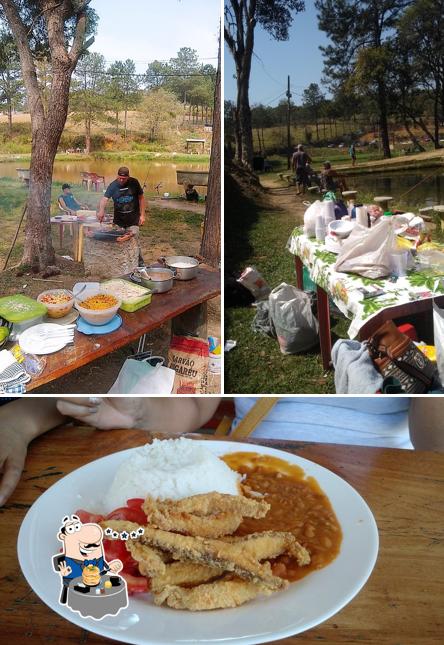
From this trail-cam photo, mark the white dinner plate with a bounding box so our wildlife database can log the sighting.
[18,323,73,355]
[17,441,379,645]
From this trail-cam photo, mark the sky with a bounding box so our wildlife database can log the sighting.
[224,1,329,107]
[89,0,220,73]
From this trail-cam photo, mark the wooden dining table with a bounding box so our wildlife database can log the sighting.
[1,426,442,644]
[25,265,220,390]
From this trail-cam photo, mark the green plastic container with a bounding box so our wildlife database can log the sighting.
[100,279,152,312]
[0,294,47,322]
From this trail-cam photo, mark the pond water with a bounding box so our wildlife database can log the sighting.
[349,169,444,211]
[0,159,209,197]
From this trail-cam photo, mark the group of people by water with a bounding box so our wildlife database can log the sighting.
[291,144,352,196]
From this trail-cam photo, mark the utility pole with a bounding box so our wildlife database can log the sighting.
[286,75,292,169]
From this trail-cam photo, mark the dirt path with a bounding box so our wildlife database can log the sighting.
[259,176,307,223]
[148,198,205,213]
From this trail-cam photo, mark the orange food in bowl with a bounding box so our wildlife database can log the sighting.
[79,294,118,310]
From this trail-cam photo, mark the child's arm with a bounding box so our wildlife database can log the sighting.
[56,397,221,434]
[0,399,67,505]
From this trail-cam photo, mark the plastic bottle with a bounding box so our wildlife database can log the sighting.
[315,212,326,242]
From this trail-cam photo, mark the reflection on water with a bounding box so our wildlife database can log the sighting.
[0,159,209,196]
[350,170,444,210]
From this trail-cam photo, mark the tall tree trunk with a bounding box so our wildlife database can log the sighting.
[237,70,254,167]
[115,110,119,134]
[23,132,56,269]
[433,83,442,149]
[23,67,72,269]
[124,107,128,140]
[85,116,91,153]
[377,77,391,158]
[7,101,12,135]
[200,39,220,267]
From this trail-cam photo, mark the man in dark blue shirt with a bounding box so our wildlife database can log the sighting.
[97,166,146,263]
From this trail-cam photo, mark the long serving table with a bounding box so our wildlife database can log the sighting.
[1,426,443,644]
[287,226,444,369]
[26,265,220,390]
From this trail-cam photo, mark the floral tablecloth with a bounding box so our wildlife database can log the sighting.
[287,226,444,338]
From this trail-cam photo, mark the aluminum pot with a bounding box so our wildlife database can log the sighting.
[131,266,174,293]
[160,255,199,280]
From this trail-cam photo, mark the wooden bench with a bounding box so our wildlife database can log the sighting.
[185,138,205,153]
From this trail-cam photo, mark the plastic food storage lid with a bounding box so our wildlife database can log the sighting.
[0,294,47,322]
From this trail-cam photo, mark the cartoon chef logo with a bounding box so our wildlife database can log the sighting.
[52,515,128,620]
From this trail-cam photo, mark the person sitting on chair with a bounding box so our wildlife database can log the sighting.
[58,184,85,214]
[319,162,348,193]
[185,184,199,202]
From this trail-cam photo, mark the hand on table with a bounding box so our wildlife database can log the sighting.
[0,427,29,506]
[56,397,145,430]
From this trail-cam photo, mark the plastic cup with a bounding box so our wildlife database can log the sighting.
[208,352,221,374]
[390,250,409,277]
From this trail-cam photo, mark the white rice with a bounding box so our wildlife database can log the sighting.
[103,438,240,512]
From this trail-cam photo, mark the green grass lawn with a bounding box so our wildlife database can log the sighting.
[224,176,336,394]
[0,177,202,267]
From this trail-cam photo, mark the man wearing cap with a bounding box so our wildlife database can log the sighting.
[97,166,146,263]
[58,183,85,214]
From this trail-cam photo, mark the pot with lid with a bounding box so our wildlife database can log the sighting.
[159,255,199,280]
[131,266,174,293]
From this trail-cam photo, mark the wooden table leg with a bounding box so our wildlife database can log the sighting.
[59,224,64,249]
[317,286,332,371]
[294,256,304,290]
[172,302,208,338]
[77,224,84,263]
[72,224,79,262]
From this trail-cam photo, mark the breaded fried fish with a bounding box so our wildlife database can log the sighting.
[143,492,270,538]
[150,560,222,592]
[154,578,274,610]
[140,527,287,591]
[125,540,167,577]
[223,531,311,567]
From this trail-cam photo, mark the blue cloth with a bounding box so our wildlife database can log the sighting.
[59,192,80,211]
[63,555,108,580]
[234,397,412,449]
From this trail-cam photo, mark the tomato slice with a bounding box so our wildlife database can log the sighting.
[106,506,147,525]
[126,498,144,509]
[75,509,105,524]
[121,572,149,595]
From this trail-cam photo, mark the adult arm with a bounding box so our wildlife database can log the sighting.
[56,397,221,434]
[409,399,444,451]
[58,196,70,212]
[0,399,67,505]
[139,193,146,226]
[97,196,109,222]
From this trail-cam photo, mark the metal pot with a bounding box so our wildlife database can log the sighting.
[131,267,174,293]
[160,255,199,280]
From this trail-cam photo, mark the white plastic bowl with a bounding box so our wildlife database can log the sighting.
[37,289,74,319]
[328,219,355,239]
[75,291,121,326]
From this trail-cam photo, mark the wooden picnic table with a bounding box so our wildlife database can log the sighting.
[27,265,220,390]
[288,230,444,370]
[1,428,442,644]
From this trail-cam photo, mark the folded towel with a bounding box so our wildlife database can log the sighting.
[332,339,383,394]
